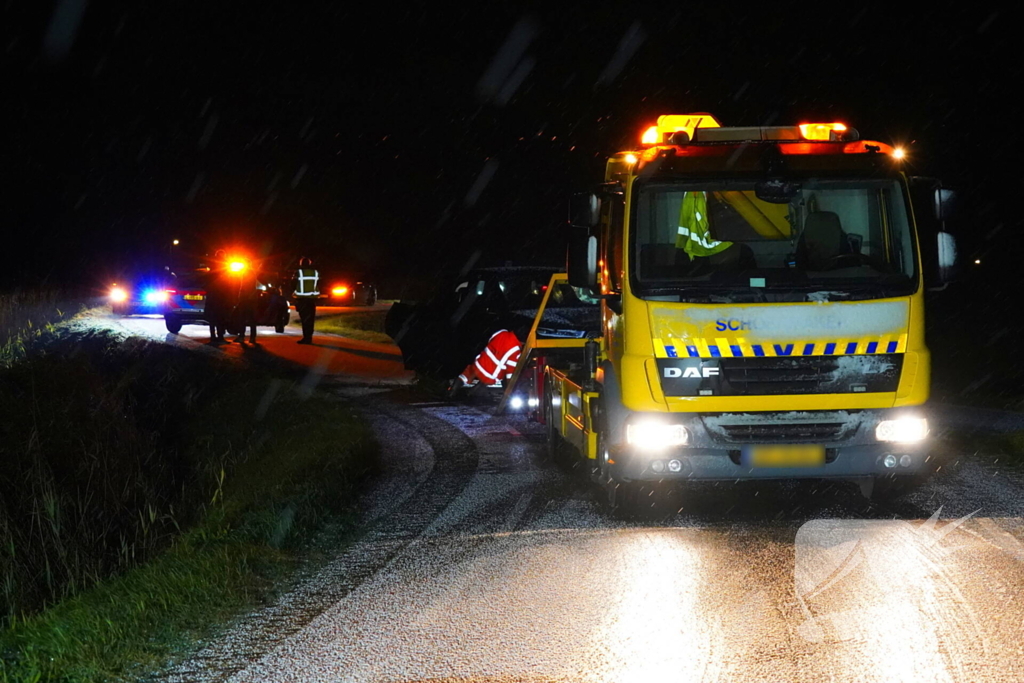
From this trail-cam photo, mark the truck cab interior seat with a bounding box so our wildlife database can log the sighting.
[797,211,848,270]
[639,243,686,280]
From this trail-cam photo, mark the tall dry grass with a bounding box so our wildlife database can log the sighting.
[0,332,237,622]
[0,289,78,367]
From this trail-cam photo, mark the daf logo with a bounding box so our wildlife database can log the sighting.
[664,366,720,379]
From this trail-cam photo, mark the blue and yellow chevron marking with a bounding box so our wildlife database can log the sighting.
[652,334,908,359]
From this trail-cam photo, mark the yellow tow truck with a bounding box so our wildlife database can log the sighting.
[502,114,958,510]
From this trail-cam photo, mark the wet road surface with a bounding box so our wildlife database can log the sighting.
[86,305,412,384]
[83,309,1024,682]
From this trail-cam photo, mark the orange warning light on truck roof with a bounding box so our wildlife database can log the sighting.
[639,113,722,146]
[798,123,847,140]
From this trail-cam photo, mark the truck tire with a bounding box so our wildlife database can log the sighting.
[544,378,569,464]
[164,315,183,334]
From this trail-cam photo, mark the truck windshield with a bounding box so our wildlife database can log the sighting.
[632,179,917,300]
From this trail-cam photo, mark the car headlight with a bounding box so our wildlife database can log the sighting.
[875,417,928,443]
[626,421,689,450]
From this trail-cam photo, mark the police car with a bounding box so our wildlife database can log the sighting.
[108,269,175,316]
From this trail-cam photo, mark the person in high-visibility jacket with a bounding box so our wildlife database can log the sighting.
[291,256,320,344]
[458,329,522,387]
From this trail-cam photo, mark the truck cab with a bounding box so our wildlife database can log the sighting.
[531,114,957,510]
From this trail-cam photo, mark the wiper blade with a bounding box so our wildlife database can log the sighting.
[806,290,853,302]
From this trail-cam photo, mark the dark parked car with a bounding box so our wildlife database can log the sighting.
[385,266,595,382]
[325,279,377,306]
[163,263,291,335]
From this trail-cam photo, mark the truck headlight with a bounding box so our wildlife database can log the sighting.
[875,417,928,443]
[110,287,127,302]
[626,421,688,450]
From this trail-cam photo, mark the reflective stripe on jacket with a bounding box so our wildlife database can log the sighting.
[293,268,320,297]
[469,330,522,386]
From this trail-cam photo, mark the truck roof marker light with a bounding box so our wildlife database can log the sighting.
[655,113,720,143]
[228,260,246,273]
[892,147,906,160]
[641,126,660,145]
[798,122,847,141]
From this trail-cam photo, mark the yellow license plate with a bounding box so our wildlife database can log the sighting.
[184,294,204,301]
[746,444,825,468]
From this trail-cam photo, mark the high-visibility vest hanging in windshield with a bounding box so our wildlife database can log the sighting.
[675,191,732,260]
[293,268,320,297]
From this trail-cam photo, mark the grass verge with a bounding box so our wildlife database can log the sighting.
[299,309,390,344]
[0,289,81,367]
[0,331,378,682]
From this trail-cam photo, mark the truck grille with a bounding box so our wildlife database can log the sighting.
[719,355,902,395]
[716,421,849,443]
[657,354,903,397]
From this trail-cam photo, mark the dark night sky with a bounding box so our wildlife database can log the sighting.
[4,2,1020,296]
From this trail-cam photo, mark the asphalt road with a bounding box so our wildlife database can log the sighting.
[87,308,1024,682]
[88,304,412,384]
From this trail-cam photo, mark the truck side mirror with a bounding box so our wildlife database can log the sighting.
[567,227,598,289]
[929,187,959,289]
[910,177,960,291]
[935,188,959,222]
[569,192,600,229]
[932,231,958,289]
[567,193,600,289]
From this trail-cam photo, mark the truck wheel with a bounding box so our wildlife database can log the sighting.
[544,381,567,462]
[164,315,183,334]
